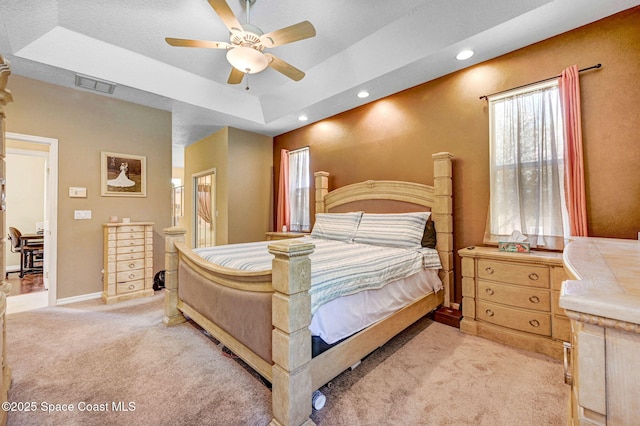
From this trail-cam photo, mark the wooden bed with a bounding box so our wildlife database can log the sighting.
[163,152,454,426]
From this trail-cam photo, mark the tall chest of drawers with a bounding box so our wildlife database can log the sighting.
[459,246,570,360]
[103,222,154,304]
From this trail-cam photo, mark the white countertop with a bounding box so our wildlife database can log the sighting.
[560,237,640,326]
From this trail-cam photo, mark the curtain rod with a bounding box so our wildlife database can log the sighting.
[289,146,309,153]
[479,63,602,100]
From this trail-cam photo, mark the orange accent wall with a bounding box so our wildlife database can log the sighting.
[274,7,640,303]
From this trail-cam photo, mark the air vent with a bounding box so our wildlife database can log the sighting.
[74,74,116,94]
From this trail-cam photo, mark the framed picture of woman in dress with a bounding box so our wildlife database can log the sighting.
[101,151,147,197]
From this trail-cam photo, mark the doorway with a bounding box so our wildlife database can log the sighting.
[193,168,216,248]
[5,132,58,313]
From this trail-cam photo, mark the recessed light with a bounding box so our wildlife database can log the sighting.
[298,115,308,122]
[456,50,474,61]
[357,90,370,99]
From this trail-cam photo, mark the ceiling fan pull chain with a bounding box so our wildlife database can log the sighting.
[245,71,250,91]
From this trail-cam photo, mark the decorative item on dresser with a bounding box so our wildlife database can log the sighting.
[102,222,154,304]
[560,237,640,426]
[459,246,570,360]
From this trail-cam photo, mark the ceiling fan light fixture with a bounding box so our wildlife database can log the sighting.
[226,46,268,74]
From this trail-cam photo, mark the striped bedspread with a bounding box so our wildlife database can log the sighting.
[193,236,442,314]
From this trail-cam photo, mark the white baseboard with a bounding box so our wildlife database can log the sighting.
[56,291,102,306]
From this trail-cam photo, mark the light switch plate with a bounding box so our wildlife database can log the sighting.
[69,187,87,198]
[74,210,92,220]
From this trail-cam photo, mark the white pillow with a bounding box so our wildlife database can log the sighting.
[310,212,363,242]
[353,212,431,248]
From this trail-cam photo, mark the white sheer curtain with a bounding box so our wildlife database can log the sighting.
[288,147,310,232]
[484,82,568,250]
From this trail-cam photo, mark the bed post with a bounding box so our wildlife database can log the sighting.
[163,227,187,326]
[314,171,329,214]
[432,152,454,308]
[268,239,316,426]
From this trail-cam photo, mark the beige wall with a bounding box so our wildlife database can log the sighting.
[184,127,273,246]
[274,7,640,303]
[5,75,172,299]
[227,128,273,243]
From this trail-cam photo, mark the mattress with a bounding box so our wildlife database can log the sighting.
[309,268,442,344]
[193,236,441,315]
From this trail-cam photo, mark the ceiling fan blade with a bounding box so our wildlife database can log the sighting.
[260,21,316,48]
[227,67,245,84]
[265,53,305,81]
[207,0,244,35]
[165,37,230,49]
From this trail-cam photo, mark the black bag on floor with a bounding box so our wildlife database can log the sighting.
[153,270,165,291]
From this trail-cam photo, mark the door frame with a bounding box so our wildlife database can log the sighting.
[5,132,58,306]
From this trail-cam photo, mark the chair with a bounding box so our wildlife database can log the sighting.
[8,227,43,278]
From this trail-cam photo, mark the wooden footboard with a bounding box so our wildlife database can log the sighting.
[164,232,316,425]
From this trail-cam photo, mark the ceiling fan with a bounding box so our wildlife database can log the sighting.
[165,0,316,85]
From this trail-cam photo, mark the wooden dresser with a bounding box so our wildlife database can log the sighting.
[102,222,154,304]
[459,246,570,359]
[561,237,640,425]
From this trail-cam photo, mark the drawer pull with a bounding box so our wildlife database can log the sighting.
[485,267,494,274]
[485,288,494,295]
[128,284,135,290]
[485,309,494,317]
[129,263,136,268]
[529,319,540,327]
[529,295,540,303]
[563,342,573,385]
[128,274,136,279]
[528,272,539,281]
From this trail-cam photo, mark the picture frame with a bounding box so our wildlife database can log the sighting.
[101,151,147,197]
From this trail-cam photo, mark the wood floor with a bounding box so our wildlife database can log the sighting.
[5,272,46,297]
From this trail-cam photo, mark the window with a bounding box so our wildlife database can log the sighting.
[288,147,310,232]
[485,81,569,250]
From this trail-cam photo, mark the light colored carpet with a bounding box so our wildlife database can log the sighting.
[5,292,568,425]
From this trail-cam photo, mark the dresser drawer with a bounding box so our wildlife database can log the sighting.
[116,269,144,283]
[116,251,145,262]
[117,225,146,233]
[116,259,145,272]
[116,238,145,248]
[116,245,145,255]
[117,279,145,294]
[477,259,549,288]
[116,231,145,240]
[477,300,551,336]
[478,280,550,312]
